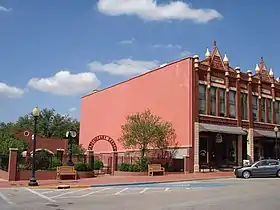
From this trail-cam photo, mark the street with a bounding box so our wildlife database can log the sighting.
[0,178,279,210]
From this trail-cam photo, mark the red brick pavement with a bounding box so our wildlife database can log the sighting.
[0,172,234,188]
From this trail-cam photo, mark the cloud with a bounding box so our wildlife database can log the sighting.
[0,5,12,12]
[119,38,135,45]
[88,58,159,76]
[0,82,24,98]
[153,44,182,49]
[68,107,77,112]
[97,0,223,23]
[27,71,101,96]
[179,50,192,57]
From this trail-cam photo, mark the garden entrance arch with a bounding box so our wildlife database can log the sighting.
[88,135,118,175]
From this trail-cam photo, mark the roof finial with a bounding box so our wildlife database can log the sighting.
[269,68,274,77]
[205,48,211,58]
[214,40,217,47]
[255,64,260,73]
[223,53,229,64]
[261,56,264,63]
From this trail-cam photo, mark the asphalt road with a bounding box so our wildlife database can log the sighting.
[0,178,279,210]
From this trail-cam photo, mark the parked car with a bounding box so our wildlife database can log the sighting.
[234,159,280,179]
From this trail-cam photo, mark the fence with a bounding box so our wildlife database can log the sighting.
[0,154,9,171]
[17,153,88,171]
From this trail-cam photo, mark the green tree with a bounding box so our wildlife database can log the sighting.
[14,108,80,141]
[0,123,28,154]
[119,109,178,159]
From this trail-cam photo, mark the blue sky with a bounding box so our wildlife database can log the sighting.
[1,0,280,123]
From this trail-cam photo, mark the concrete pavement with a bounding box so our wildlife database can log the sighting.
[0,178,279,209]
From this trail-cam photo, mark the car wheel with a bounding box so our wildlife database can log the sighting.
[276,170,280,177]
[242,171,251,179]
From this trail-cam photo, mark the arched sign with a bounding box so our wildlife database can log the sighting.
[88,135,117,151]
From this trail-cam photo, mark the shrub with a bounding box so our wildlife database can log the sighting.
[118,163,140,172]
[93,160,104,170]
[74,162,91,171]
[118,163,130,171]
[50,157,62,169]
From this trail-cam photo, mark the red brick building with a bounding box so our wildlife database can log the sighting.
[80,41,280,173]
[15,129,68,155]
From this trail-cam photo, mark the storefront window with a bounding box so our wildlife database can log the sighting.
[220,89,225,117]
[261,98,266,122]
[241,93,248,120]
[275,101,280,124]
[229,91,236,118]
[199,85,206,114]
[210,87,216,115]
[268,99,272,123]
[252,96,258,121]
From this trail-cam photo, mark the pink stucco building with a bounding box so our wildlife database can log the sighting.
[81,41,280,173]
[80,57,196,172]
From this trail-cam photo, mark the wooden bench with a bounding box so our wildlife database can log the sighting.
[148,164,165,176]
[56,166,77,180]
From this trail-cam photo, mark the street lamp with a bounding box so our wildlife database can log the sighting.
[274,126,279,160]
[66,128,77,166]
[28,106,40,187]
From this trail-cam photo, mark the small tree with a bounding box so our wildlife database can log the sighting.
[119,109,178,170]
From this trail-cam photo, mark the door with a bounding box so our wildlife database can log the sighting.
[266,160,280,176]
[251,160,270,177]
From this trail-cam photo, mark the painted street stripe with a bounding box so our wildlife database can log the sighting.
[114,188,128,195]
[25,188,56,203]
[164,188,170,192]
[139,188,149,194]
[0,192,14,205]
[79,188,110,198]
[49,188,90,199]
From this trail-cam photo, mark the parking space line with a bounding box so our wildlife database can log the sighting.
[139,188,149,194]
[49,188,90,199]
[164,188,170,192]
[114,188,128,195]
[41,190,56,195]
[0,192,14,205]
[25,188,56,203]
[78,188,110,198]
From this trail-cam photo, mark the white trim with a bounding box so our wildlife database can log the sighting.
[252,92,258,96]
[30,148,54,154]
[199,114,236,121]
[262,94,273,99]
[199,80,207,85]
[211,83,226,89]
[240,90,248,93]
[229,87,237,91]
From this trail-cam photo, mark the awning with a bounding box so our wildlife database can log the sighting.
[199,123,247,135]
[254,129,276,138]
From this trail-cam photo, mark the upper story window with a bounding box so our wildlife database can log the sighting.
[275,101,280,124]
[229,90,236,118]
[252,95,258,121]
[241,93,248,120]
[199,85,206,114]
[220,89,225,117]
[210,87,216,115]
[261,98,266,122]
[267,99,272,123]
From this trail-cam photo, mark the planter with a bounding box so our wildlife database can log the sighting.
[114,171,147,176]
[77,171,94,179]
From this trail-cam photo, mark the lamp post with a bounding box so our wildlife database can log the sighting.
[274,126,279,160]
[28,106,40,187]
[66,128,77,166]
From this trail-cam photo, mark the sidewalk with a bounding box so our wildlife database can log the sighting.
[0,172,234,188]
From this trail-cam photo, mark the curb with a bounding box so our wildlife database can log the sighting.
[15,175,234,189]
[91,175,234,188]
